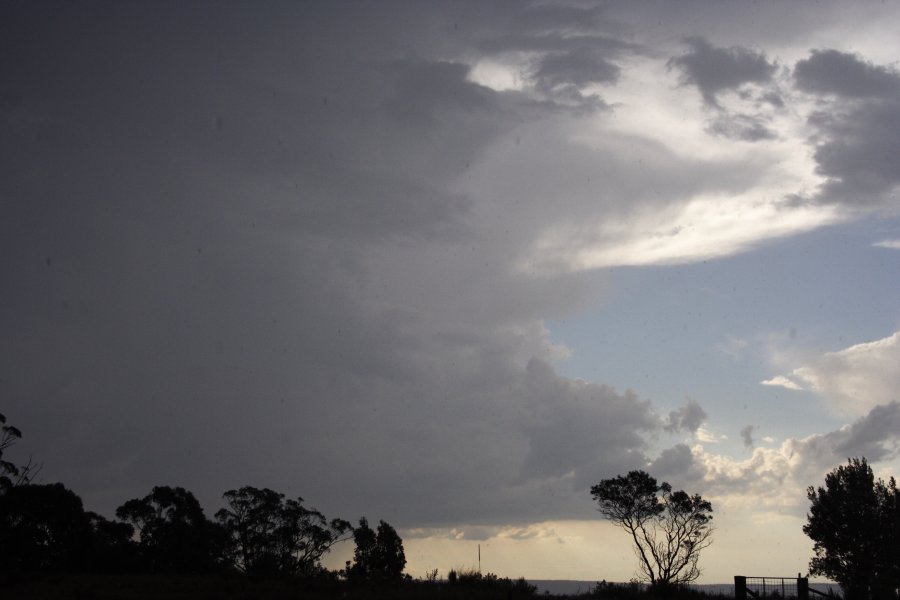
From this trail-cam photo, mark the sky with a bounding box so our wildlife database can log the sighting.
[2,0,900,584]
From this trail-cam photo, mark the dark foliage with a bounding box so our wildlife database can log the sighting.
[85,511,139,572]
[804,457,900,600]
[0,483,137,575]
[591,471,713,588]
[0,412,20,490]
[116,486,227,574]
[446,568,537,595]
[0,483,95,574]
[2,572,540,600]
[591,580,730,600]
[215,485,351,577]
[0,412,38,490]
[347,517,407,581]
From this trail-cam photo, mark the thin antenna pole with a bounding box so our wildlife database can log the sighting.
[478,544,481,574]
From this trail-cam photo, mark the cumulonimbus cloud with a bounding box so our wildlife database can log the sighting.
[1,1,898,539]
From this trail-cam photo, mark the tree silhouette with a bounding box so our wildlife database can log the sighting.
[216,486,351,577]
[804,458,900,600]
[216,486,283,575]
[0,412,38,490]
[279,495,352,576]
[590,470,713,588]
[85,510,138,572]
[116,485,226,573]
[373,520,406,579]
[348,517,406,581]
[349,517,377,581]
[0,483,94,573]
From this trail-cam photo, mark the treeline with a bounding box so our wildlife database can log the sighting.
[1,413,541,600]
[0,413,408,582]
[0,481,403,581]
[0,482,545,600]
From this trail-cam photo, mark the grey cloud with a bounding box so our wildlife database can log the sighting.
[770,402,900,492]
[6,0,894,538]
[664,399,707,434]
[382,60,500,127]
[669,37,777,106]
[403,523,554,542]
[500,527,548,541]
[478,33,633,56]
[455,526,502,541]
[831,402,900,462]
[740,425,755,449]
[504,3,608,34]
[810,99,900,204]
[791,50,900,206]
[464,2,620,51]
[794,49,900,98]
[707,113,777,141]
[761,91,785,108]
[0,1,551,527]
[649,444,705,486]
[531,47,621,92]
[516,359,658,488]
[461,4,632,110]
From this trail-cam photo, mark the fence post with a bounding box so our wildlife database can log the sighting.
[798,576,808,600]
[735,576,747,600]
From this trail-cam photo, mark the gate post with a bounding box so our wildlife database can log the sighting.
[798,575,808,600]
[735,576,747,600]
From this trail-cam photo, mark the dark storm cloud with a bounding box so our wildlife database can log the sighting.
[794,49,900,98]
[515,359,658,489]
[793,51,900,206]
[5,0,895,539]
[501,3,608,33]
[0,1,681,530]
[669,37,777,107]
[814,103,900,203]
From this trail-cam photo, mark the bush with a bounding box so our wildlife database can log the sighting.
[445,567,537,596]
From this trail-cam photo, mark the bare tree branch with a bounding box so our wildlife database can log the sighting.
[591,471,714,588]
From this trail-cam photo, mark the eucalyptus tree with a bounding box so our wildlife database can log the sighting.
[216,486,351,576]
[0,412,38,490]
[591,470,713,588]
[116,485,226,573]
[347,517,406,581]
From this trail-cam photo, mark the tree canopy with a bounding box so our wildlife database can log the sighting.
[116,485,226,573]
[804,457,900,600]
[0,412,38,490]
[347,517,406,581]
[215,486,351,577]
[591,470,713,588]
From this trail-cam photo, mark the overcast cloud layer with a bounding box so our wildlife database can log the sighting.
[2,1,900,573]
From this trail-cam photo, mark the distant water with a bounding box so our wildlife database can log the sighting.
[529,580,599,596]
[529,580,842,597]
